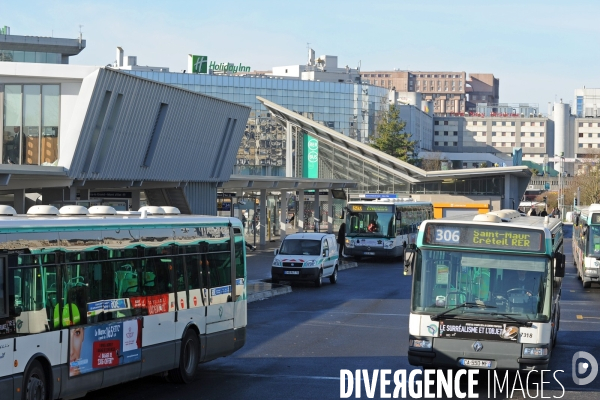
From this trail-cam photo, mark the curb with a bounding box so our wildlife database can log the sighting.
[247,281,292,303]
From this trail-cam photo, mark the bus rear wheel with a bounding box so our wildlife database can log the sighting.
[168,330,200,384]
[23,360,47,400]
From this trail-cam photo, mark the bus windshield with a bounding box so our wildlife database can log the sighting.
[347,212,394,237]
[279,239,321,256]
[412,250,551,322]
[587,225,600,256]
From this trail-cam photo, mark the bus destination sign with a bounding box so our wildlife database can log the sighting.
[350,204,393,213]
[423,223,544,252]
[591,213,600,224]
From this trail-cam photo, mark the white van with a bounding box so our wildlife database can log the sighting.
[271,232,339,287]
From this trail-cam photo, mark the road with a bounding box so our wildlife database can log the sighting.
[84,225,600,399]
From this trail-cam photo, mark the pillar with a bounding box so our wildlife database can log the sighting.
[314,191,320,232]
[280,191,289,240]
[131,190,141,211]
[327,190,333,233]
[260,189,267,248]
[13,189,25,214]
[298,191,304,232]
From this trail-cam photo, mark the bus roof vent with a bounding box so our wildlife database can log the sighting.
[138,206,165,215]
[488,209,520,222]
[27,205,59,216]
[473,214,502,223]
[59,205,89,216]
[88,205,117,215]
[0,205,17,216]
[589,204,600,211]
[161,206,181,215]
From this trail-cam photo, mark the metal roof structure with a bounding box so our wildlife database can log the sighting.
[222,175,357,190]
[257,95,531,184]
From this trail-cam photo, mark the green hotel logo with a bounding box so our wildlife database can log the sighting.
[190,55,251,74]
[192,55,208,74]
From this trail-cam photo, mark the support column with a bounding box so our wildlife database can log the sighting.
[286,122,293,177]
[298,191,304,232]
[13,189,25,214]
[65,186,77,201]
[327,190,334,233]
[260,189,267,248]
[131,190,141,211]
[280,191,289,240]
[313,191,320,232]
[79,189,90,201]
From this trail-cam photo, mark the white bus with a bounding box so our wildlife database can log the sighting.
[0,205,247,400]
[406,210,565,371]
[344,197,433,261]
[573,204,600,288]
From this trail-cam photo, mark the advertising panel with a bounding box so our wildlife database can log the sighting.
[69,318,142,377]
[439,320,519,341]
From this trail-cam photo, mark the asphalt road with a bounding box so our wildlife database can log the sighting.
[83,225,600,400]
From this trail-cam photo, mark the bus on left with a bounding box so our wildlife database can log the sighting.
[0,204,247,400]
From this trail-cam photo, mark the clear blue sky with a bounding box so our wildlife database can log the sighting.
[5,0,600,113]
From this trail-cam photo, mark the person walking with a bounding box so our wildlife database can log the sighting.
[337,222,346,258]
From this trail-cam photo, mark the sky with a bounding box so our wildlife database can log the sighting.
[4,0,600,113]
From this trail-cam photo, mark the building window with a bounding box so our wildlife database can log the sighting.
[589,144,593,148]
[511,132,515,136]
[473,121,478,126]
[482,121,486,126]
[492,132,496,136]
[511,122,515,126]
[453,132,458,136]
[435,141,439,145]
[434,121,439,125]
[511,142,515,147]
[521,121,526,126]
[492,121,497,126]
[521,132,525,136]
[539,143,544,147]
[589,133,593,138]
[501,132,506,136]
[482,132,486,136]
[540,132,544,137]
[502,121,506,126]
[579,122,583,127]
[530,132,534,137]
[501,142,506,147]
[540,122,545,127]
[444,121,449,125]
[579,143,583,148]
[444,131,449,136]
[579,133,584,138]
[444,142,448,146]
[435,131,439,135]
[3,84,60,165]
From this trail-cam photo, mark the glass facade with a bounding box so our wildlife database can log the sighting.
[126,71,389,176]
[0,50,62,64]
[2,84,60,165]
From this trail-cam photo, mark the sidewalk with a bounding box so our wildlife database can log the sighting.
[244,229,358,302]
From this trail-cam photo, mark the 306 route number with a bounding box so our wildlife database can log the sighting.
[435,229,460,243]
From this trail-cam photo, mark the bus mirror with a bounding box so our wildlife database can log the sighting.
[404,247,416,275]
[274,249,279,256]
[341,210,345,219]
[555,252,565,278]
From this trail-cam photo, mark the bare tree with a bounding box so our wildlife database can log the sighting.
[421,152,445,171]
[571,153,600,205]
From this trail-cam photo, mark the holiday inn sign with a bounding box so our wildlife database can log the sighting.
[188,54,251,74]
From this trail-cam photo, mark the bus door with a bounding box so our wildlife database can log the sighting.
[174,244,207,339]
[0,255,15,379]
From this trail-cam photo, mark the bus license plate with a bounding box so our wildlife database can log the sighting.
[460,359,492,368]
[364,252,375,255]
[284,271,299,275]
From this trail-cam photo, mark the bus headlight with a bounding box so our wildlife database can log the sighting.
[345,239,354,248]
[523,347,548,356]
[303,260,317,267]
[384,240,394,249]
[273,259,282,267]
[409,339,432,349]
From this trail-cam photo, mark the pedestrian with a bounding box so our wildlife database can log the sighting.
[540,209,548,217]
[241,212,247,230]
[337,222,346,257]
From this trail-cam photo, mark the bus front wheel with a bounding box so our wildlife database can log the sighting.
[23,360,47,400]
[168,330,200,384]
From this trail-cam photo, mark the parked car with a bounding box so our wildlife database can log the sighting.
[271,232,339,287]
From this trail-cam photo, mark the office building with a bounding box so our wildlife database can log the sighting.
[360,70,499,114]
[0,26,85,64]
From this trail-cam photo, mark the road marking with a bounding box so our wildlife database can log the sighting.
[577,315,583,319]
[576,315,600,320]
[254,309,409,316]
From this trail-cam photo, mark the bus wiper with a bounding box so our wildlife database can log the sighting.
[431,302,496,321]
[488,312,533,327]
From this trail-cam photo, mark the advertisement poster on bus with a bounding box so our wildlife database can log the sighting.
[439,320,519,341]
[69,318,142,377]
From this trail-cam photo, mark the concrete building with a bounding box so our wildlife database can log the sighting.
[388,91,434,151]
[360,70,499,114]
[269,48,361,84]
[0,62,250,214]
[0,27,85,64]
